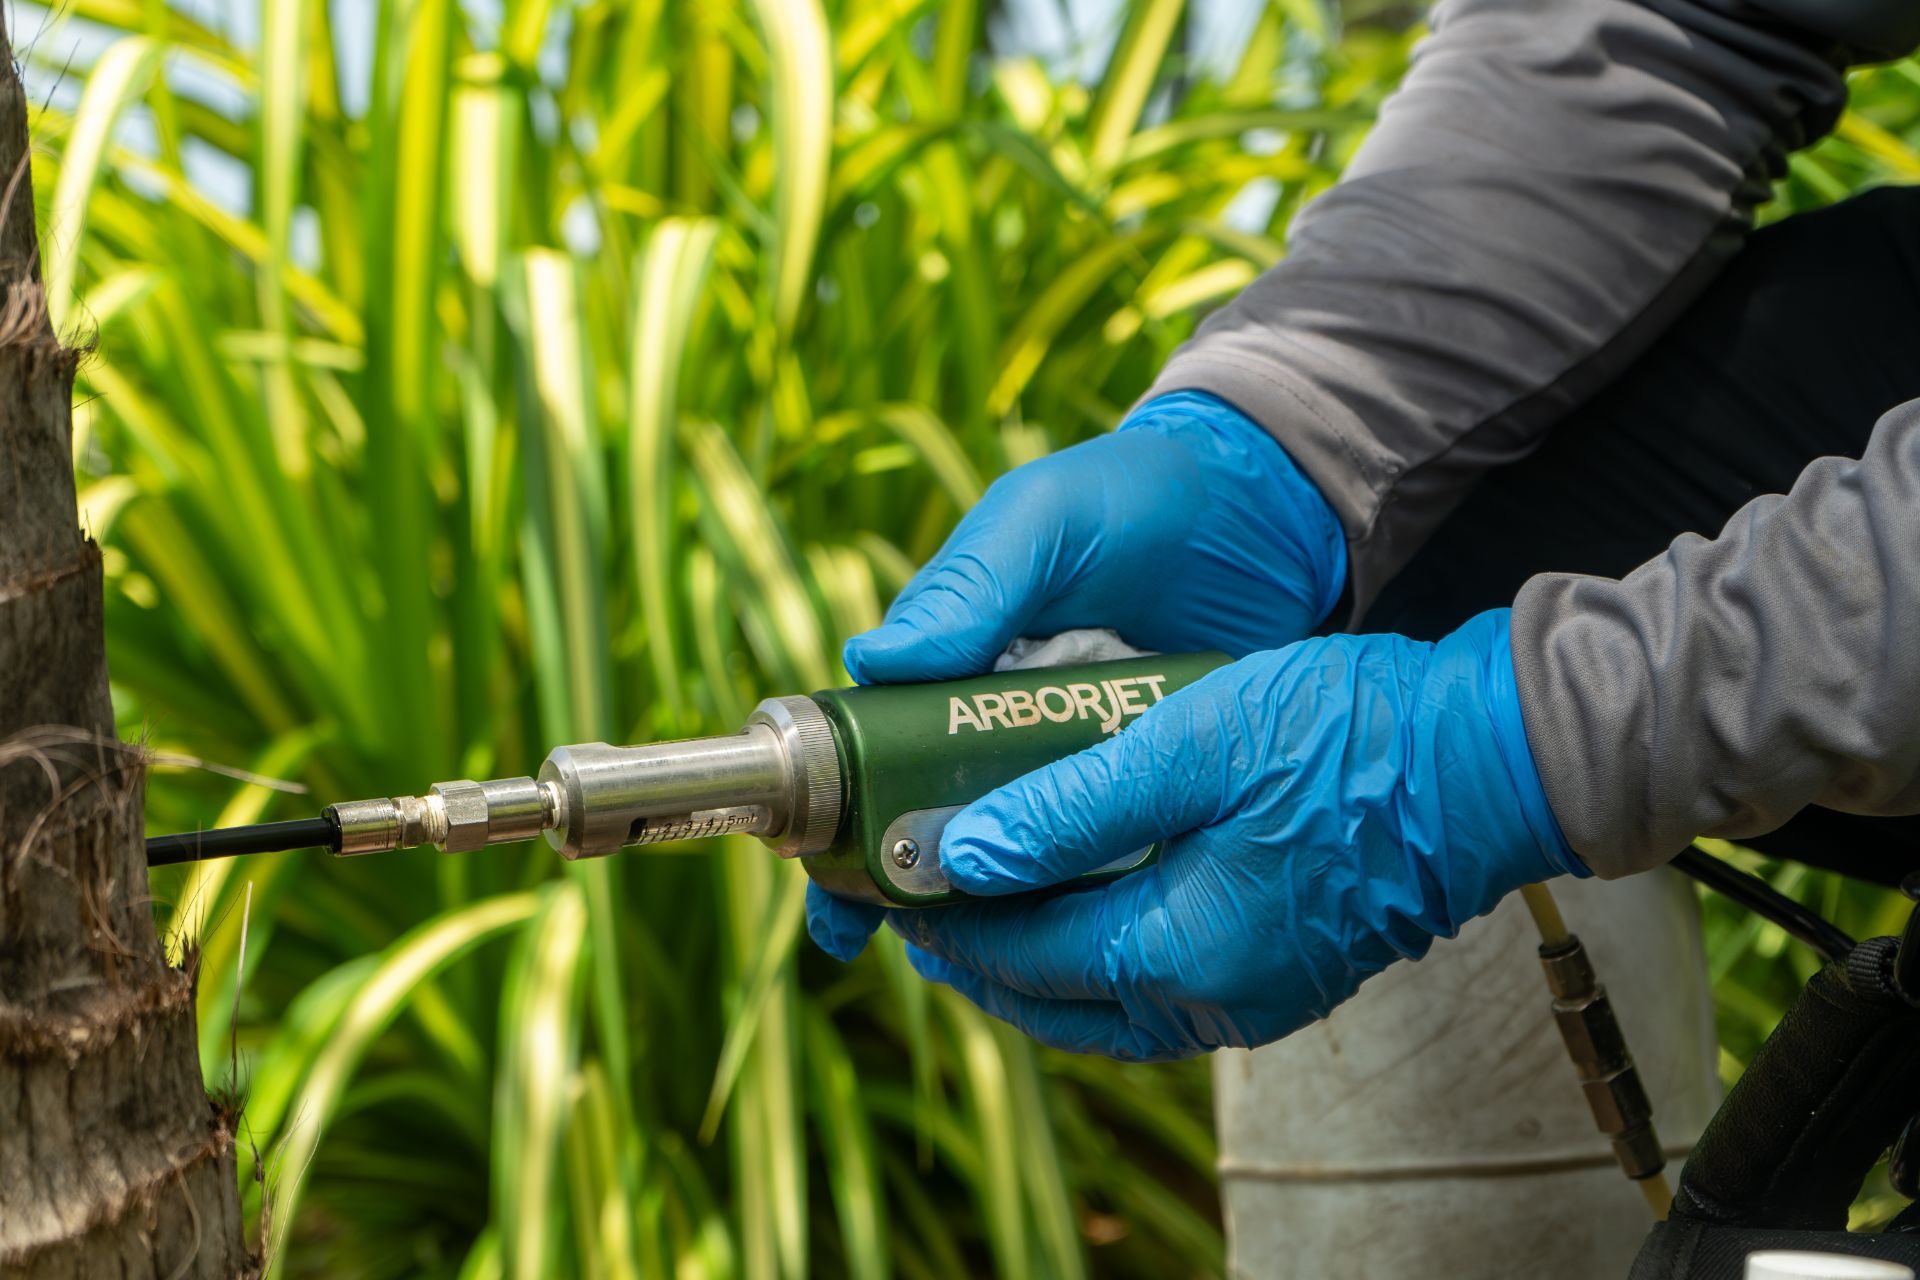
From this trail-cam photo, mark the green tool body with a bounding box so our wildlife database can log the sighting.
[148,653,1230,905]
[808,653,1228,904]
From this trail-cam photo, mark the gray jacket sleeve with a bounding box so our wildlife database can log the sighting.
[1513,400,1920,877]
[1142,0,1846,619]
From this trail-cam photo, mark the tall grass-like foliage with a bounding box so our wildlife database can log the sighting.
[28,0,1920,1270]
[34,1,1401,1274]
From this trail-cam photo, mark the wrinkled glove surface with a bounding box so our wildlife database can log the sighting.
[841,389,1345,682]
[861,611,1588,1061]
[809,391,1346,960]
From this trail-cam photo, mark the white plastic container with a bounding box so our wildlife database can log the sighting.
[1214,869,1721,1279]
[1745,1253,1915,1280]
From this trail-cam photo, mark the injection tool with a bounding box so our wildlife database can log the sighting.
[147,652,1230,905]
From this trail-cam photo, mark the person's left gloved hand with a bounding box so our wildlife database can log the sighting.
[881,609,1588,1061]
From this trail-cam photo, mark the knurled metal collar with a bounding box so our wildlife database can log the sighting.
[748,695,844,857]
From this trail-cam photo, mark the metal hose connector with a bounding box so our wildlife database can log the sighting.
[326,776,559,855]
[1522,883,1673,1219]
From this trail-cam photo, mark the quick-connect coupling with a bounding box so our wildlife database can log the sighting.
[326,776,558,855]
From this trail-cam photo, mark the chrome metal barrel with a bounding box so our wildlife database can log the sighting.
[539,695,842,859]
[323,695,844,861]
[539,732,788,857]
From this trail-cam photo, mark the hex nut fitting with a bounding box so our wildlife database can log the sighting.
[432,781,493,853]
[1551,990,1630,1071]
[1579,1065,1655,1135]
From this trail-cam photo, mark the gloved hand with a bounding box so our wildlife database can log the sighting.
[885,610,1588,1061]
[808,390,1347,962]
[843,390,1344,685]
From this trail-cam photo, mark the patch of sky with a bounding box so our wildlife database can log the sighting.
[534,2,571,89]
[333,0,372,117]
[165,46,248,119]
[14,3,119,115]
[1189,0,1269,80]
[15,0,1280,243]
[1221,178,1281,234]
[291,203,321,272]
[1242,128,1286,156]
[984,0,1263,84]
[560,195,600,257]
[986,0,1280,241]
[222,0,258,50]
[182,134,253,216]
[730,103,760,145]
[463,0,505,49]
[570,110,600,157]
[13,0,259,216]
[528,86,559,144]
[988,0,1124,84]
[113,107,166,202]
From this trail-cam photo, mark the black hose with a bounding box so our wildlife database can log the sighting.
[146,815,339,866]
[1673,843,1856,964]
[139,816,1860,968]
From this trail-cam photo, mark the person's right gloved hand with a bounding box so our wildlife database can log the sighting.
[808,389,1348,963]
[892,610,1588,1060]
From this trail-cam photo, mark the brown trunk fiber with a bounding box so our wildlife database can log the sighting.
[0,15,255,1278]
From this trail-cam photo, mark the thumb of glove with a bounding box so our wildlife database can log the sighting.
[937,679,1228,895]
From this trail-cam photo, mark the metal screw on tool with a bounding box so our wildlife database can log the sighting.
[891,838,920,869]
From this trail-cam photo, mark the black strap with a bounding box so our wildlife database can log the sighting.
[1674,941,1920,1231]
[1634,915,1920,1278]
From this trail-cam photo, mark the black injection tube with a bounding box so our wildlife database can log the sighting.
[146,815,340,866]
[1672,843,1856,964]
[139,812,1860,970]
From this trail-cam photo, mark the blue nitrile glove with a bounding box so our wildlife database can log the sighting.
[843,390,1345,684]
[885,610,1588,1061]
[808,390,1347,962]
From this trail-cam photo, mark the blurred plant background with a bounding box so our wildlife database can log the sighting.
[15,0,1919,1272]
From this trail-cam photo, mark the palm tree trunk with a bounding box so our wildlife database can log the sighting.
[0,12,255,1276]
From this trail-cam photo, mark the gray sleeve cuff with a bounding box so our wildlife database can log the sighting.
[1511,399,1920,877]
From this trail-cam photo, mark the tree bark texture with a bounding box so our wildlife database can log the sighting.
[0,16,255,1278]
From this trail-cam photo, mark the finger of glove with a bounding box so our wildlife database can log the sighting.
[805,882,888,962]
[939,687,1224,894]
[886,873,1148,1003]
[843,548,1037,684]
[842,496,1059,685]
[906,944,1190,1062]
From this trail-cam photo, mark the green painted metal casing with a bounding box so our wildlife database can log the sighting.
[803,652,1230,906]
